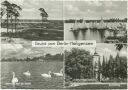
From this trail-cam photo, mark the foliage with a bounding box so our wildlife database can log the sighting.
[101,54,127,80]
[1,53,63,62]
[1,0,22,33]
[65,48,127,81]
[65,48,93,80]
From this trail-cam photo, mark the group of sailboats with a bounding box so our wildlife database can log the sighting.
[70,17,123,32]
[70,19,88,32]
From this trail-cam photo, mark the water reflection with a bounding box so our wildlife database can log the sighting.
[64,23,114,43]
[1,61,63,89]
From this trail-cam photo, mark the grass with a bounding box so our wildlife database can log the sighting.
[68,84,127,89]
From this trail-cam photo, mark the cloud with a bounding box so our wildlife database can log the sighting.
[1,44,63,59]
[66,4,79,12]
[2,0,24,5]
[87,9,94,13]
[64,1,126,19]
[105,9,115,13]
[87,1,102,7]
[1,44,23,52]
[104,1,117,7]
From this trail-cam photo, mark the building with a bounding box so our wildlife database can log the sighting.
[93,49,101,81]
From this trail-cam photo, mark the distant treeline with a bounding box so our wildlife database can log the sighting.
[65,18,127,23]
[1,19,63,23]
[1,53,63,62]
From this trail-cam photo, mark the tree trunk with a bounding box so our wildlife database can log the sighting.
[15,16,17,36]
[7,12,9,34]
[11,16,13,33]
[42,18,43,29]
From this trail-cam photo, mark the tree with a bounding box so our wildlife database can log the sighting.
[101,56,107,78]
[65,48,93,80]
[98,58,102,81]
[1,0,11,34]
[1,1,22,36]
[115,54,127,79]
[108,55,115,79]
[39,8,48,28]
[11,3,22,34]
[101,54,127,81]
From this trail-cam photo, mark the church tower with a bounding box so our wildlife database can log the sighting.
[93,48,100,80]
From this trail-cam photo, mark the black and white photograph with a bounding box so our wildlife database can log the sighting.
[1,0,64,44]
[0,0,128,89]
[65,43,127,89]
[1,44,64,89]
[64,1,127,43]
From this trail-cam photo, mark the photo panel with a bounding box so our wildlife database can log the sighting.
[1,44,64,89]
[1,0,64,44]
[64,1,127,43]
[64,43,127,89]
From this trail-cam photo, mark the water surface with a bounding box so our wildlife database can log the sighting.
[1,61,63,89]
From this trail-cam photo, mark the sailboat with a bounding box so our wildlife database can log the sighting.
[97,17,107,30]
[89,21,97,30]
[79,19,88,30]
[70,19,79,32]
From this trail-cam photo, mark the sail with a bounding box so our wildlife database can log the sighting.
[80,19,87,29]
[97,17,106,29]
[72,19,79,30]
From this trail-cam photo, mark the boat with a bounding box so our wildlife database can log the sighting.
[97,17,107,30]
[89,21,98,30]
[79,19,88,30]
[70,19,80,32]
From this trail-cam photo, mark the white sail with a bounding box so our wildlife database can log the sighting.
[71,19,79,31]
[79,19,87,29]
[97,17,106,29]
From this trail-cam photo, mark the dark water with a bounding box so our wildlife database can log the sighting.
[64,23,113,43]
[1,61,63,89]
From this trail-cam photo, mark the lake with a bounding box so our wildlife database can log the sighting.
[1,61,64,89]
[64,23,119,43]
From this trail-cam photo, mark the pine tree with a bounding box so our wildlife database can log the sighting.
[101,56,106,78]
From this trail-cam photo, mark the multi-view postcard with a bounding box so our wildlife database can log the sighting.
[0,0,128,89]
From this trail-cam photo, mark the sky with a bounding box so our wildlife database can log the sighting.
[64,1,127,20]
[65,43,127,62]
[1,44,63,59]
[1,0,127,20]
[1,0,63,20]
